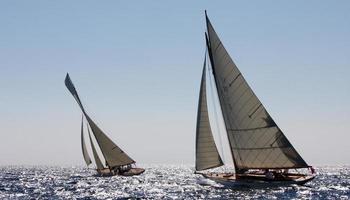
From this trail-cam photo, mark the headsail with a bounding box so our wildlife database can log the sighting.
[81,115,92,166]
[205,13,308,170]
[87,124,105,170]
[65,73,135,168]
[195,55,224,171]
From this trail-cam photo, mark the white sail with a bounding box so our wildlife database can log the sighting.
[205,13,308,170]
[195,56,224,171]
[65,73,135,168]
[87,124,105,170]
[81,115,92,166]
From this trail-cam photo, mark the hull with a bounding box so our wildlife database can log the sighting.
[200,172,316,188]
[97,167,145,177]
[120,168,145,176]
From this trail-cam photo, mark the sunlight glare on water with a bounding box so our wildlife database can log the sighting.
[0,165,349,199]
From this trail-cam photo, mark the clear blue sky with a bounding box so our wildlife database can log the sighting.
[0,1,349,166]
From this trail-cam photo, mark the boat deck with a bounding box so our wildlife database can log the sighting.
[96,167,145,177]
[199,172,315,187]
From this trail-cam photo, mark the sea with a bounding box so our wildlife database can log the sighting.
[0,165,349,199]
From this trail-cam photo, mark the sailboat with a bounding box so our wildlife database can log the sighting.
[195,11,316,187]
[65,73,145,177]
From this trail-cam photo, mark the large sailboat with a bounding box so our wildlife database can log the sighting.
[65,73,145,176]
[195,12,316,187]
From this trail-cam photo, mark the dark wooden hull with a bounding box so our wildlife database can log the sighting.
[199,172,316,188]
[120,168,145,176]
[96,167,145,177]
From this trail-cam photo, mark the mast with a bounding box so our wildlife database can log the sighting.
[204,12,308,170]
[195,52,224,171]
[205,12,239,171]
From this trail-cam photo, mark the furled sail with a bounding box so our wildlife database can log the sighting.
[81,115,92,166]
[87,124,105,170]
[196,56,224,171]
[65,73,135,168]
[205,13,308,170]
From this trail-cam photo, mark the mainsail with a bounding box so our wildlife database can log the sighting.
[81,115,92,166]
[65,73,135,169]
[85,114,135,167]
[195,55,224,171]
[87,124,105,170]
[205,13,308,170]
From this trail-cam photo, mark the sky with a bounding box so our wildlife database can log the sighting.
[0,1,349,166]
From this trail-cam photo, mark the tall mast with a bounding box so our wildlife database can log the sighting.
[205,30,239,171]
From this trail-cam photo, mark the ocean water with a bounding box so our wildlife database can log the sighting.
[0,165,349,199]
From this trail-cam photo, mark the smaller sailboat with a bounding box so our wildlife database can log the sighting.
[65,73,145,177]
[195,11,316,187]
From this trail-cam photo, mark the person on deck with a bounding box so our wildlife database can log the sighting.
[310,166,316,174]
[265,170,275,180]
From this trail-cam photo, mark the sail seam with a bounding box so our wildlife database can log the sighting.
[230,88,250,114]
[234,146,291,150]
[228,73,241,87]
[250,129,283,166]
[242,107,266,130]
[213,41,222,53]
[245,122,275,163]
[249,104,262,118]
[235,93,258,126]
[228,125,276,132]
[223,64,236,81]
